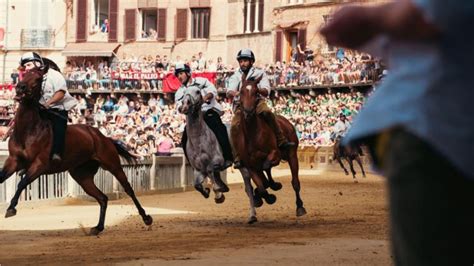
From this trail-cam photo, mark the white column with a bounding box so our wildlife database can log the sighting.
[245,0,251,33]
[254,0,260,33]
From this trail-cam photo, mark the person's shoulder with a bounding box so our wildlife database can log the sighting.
[194,77,209,84]
[47,68,65,79]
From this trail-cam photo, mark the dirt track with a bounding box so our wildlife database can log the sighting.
[0,170,391,265]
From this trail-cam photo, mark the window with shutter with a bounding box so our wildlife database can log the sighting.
[125,9,137,42]
[108,0,118,42]
[298,28,306,50]
[157,8,167,41]
[249,0,256,33]
[275,31,282,62]
[76,0,87,42]
[176,9,188,40]
[191,8,210,39]
[243,1,248,33]
[258,0,264,32]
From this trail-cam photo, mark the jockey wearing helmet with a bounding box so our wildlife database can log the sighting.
[19,52,77,162]
[174,63,233,170]
[332,113,351,140]
[227,48,295,169]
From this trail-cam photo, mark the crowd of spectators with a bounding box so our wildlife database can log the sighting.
[62,49,382,92]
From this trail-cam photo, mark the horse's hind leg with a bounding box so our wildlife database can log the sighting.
[355,156,366,177]
[288,153,306,217]
[110,168,153,226]
[264,169,282,191]
[70,161,109,235]
[100,158,152,227]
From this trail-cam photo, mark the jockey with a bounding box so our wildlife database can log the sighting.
[227,48,295,169]
[174,63,233,170]
[332,113,351,140]
[19,52,77,162]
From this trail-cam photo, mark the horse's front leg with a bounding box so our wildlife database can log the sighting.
[0,156,20,183]
[210,171,227,204]
[239,167,257,224]
[5,159,46,217]
[347,158,358,183]
[336,156,349,175]
[193,169,209,198]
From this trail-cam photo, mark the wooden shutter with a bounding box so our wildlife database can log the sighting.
[298,28,307,62]
[243,1,247,33]
[258,0,264,32]
[76,0,87,42]
[176,9,188,40]
[249,0,256,33]
[275,30,282,62]
[124,9,136,42]
[204,8,210,39]
[298,28,307,50]
[108,0,118,42]
[157,8,167,41]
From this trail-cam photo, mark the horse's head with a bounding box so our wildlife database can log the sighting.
[15,67,46,104]
[239,74,262,119]
[179,86,202,115]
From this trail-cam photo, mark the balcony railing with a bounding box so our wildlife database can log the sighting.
[21,29,55,49]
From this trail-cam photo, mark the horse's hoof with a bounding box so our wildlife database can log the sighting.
[214,194,225,204]
[264,194,277,205]
[254,196,264,208]
[363,174,366,178]
[344,171,349,175]
[296,207,307,217]
[353,179,359,184]
[247,216,258,224]
[5,208,17,218]
[143,215,153,226]
[270,182,283,191]
[89,227,103,236]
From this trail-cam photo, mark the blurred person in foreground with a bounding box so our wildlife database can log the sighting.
[321,1,474,265]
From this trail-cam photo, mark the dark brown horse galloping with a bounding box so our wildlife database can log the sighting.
[333,135,366,183]
[0,67,152,235]
[232,75,306,224]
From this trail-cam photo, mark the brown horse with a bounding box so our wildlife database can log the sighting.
[232,75,306,224]
[333,135,366,183]
[0,67,152,235]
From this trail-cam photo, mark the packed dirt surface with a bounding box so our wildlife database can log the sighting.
[0,170,391,265]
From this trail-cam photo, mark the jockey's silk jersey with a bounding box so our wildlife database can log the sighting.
[226,67,271,99]
[343,0,474,179]
[175,77,223,115]
[40,68,77,111]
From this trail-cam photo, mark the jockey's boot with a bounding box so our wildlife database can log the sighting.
[262,112,295,149]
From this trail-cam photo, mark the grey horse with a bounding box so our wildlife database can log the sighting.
[178,86,229,203]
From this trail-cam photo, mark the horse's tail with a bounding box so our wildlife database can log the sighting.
[113,140,137,164]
